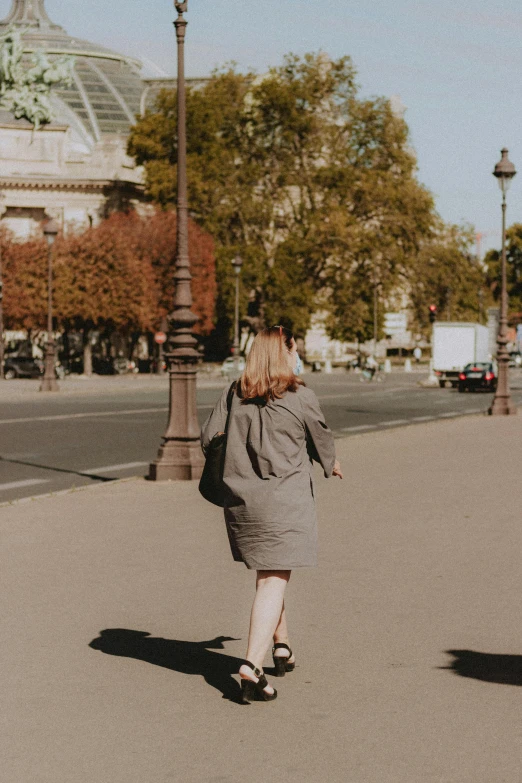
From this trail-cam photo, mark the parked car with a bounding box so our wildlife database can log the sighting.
[112,356,138,375]
[458,362,497,393]
[508,351,522,368]
[3,354,44,379]
[221,356,246,376]
[67,356,139,375]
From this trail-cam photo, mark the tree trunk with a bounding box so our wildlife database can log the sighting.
[83,340,92,376]
[129,331,140,361]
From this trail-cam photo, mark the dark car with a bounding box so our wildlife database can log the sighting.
[458,362,497,393]
[4,355,44,379]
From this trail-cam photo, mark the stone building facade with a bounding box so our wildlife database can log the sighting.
[0,0,150,238]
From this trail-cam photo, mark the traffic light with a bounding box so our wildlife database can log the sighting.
[429,304,437,323]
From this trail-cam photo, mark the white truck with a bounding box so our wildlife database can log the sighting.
[432,322,490,388]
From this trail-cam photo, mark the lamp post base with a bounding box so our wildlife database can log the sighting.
[148,357,204,481]
[149,440,204,481]
[488,395,517,416]
[40,344,59,392]
[40,377,59,392]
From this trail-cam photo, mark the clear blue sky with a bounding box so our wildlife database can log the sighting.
[10,0,522,254]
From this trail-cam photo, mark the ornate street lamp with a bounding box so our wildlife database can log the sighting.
[148,0,204,480]
[40,218,59,392]
[0,242,4,380]
[488,148,517,416]
[231,255,243,368]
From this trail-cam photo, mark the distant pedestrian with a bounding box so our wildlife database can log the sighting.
[365,354,378,379]
[201,326,342,703]
[413,346,422,364]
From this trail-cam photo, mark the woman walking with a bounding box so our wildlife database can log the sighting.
[201,326,342,703]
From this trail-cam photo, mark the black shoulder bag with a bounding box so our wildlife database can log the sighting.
[199,382,236,507]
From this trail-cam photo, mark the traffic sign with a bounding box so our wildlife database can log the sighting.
[384,312,407,336]
[154,331,167,345]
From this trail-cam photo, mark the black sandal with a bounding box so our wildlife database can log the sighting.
[240,661,277,703]
[272,643,295,677]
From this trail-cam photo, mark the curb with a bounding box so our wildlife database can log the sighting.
[0,475,140,510]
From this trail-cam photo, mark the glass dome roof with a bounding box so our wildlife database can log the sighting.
[0,0,143,141]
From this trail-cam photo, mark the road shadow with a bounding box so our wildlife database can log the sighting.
[89,629,245,703]
[0,455,115,482]
[441,649,522,686]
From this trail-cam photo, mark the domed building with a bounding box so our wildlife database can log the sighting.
[0,0,148,237]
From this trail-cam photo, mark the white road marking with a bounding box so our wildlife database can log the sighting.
[381,419,409,426]
[0,478,49,492]
[317,386,412,401]
[0,404,216,426]
[410,416,435,422]
[438,412,460,418]
[464,408,481,414]
[340,424,378,432]
[373,386,413,395]
[0,407,168,425]
[82,461,148,474]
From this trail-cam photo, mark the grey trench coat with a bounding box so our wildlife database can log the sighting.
[200,384,336,570]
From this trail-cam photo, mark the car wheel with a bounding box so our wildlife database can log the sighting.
[439,380,445,388]
[458,385,465,393]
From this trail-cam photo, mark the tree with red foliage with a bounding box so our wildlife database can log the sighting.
[55,220,160,373]
[2,231,48,330]
[2,210,216,371]
[100,209,216,335]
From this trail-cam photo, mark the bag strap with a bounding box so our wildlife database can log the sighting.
[224,381,236,435]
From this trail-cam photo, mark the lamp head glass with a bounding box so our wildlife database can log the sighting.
[232,255,243,275]
[43,219,60,247]
[493,148,516,194]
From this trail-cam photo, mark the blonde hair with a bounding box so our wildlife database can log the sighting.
[239,325,304,403]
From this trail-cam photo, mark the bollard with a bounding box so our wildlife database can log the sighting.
[384,358,392,373]
[427,359,439,385]
[324,359,333,374]
[404,358,412,373]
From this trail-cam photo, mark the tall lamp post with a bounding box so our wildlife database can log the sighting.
[40,218,59,392]
[231,255,243,368]
[489,148,517,416]
[148,0,204,480]
[373,279,378,358]
[0,241,4,380]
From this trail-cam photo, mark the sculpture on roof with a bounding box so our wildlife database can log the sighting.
[0,27,74,129]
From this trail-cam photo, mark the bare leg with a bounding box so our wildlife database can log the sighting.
[239,570,290,693]
[273,603,296,663]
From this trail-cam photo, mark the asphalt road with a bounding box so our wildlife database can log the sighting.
[1,369,521,504]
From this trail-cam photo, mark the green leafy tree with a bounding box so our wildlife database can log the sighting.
[128,53,456,344]
[408,223,487,335]
[485,223,522,321]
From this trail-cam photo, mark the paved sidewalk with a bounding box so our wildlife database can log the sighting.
[2,413,522,782]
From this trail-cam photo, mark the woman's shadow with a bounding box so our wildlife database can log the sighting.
[442,649,522,686]
[89,629,245,703]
